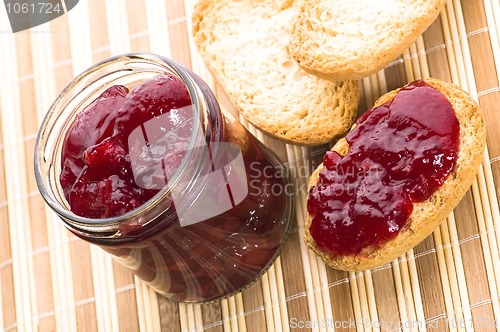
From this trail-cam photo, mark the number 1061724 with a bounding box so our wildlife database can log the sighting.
[5,2,63,14]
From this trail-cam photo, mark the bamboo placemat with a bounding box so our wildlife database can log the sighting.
[0,0,499,331]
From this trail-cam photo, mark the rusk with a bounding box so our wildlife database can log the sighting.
[290,0,447,81]
[192,0,359,145]
[304,78,486,271]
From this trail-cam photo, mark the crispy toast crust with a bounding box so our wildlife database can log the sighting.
[290,0,447,81]
[192,0,359,145]
[304,78,486,271]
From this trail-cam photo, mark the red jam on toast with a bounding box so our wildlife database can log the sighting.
[307,80,460,256]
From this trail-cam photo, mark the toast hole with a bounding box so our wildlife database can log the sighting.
[281,60,293,69]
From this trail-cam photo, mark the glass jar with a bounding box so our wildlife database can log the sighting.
[34,53,293,302]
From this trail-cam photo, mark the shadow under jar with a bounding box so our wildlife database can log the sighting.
[34,53,293,303]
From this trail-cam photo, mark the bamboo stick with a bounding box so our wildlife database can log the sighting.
[436,222,465,332]
[66,0,93,71]
[391,261,410,331]
[261,273,275,331]
[369,73,381,99]
[105,231,120,325]
[492,0,500,42]
[220,299,232,332]
[445,1,469,90]
[439,3,483,330]
[348,272,364,332]
[29,22,81,331]
[318,268,334,332]
[308,256,326,332]
[356,273,372,332]
[439,6,461,84]
[134,278,147,332]
[0,31,35,332]
[90,247,119,332]
[452,0,500,328]
[145,0,172,58]
[285,144,320,332]
[470,177,500,331]
[452,0,477,96]
[363,272,380,332]
[235,293,248,332]
[179,303,190,332]
[446,212,474,332]
[482,150,500,266]
[296,144,330,332]
[136,278,161,332]
[399,255,418,332]
[403,49,416,82]
[361,77,376,109]
[376,71,388,94]
[477,164,500,317]
[90,248,108,331]
[104,0,132,53]
[274,258,290,332]
[409,44,423,80]
[186,303,196,331]
[440,220,464,332]
[416,36,430,78]
[0,276,3,331]
[267,265,283,332]
[148,286,161,331]
[228,296,240,332]
[184,0,216,88]
[482,0,500,84]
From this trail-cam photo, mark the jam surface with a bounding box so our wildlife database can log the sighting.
[60,75,192,218]
[307,80,460,256]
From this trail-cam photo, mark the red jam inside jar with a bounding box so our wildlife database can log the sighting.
[44,55,292,302]
[307,80,460,256]
[60,75,193,218]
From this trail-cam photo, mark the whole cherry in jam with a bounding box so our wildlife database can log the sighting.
[114,74,191,139]
[60,85,128,198]
[60,74,192,218]
[307,80,460,256]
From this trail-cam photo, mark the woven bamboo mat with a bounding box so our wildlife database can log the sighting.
[0,0,499,331]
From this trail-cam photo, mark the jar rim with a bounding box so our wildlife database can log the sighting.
[34,52,208,231]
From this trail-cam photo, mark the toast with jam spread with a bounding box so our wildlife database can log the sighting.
[305,78,486,271]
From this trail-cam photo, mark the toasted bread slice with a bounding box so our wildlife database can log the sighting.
[290,0,446,81]
[192,0,359,145]
[305,78,486,271]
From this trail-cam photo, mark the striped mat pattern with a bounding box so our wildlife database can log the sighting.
[0,0,500,331]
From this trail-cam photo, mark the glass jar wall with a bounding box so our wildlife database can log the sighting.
[34,53,293,302]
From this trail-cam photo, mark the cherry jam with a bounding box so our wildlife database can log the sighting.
[35,54,292,303]
[307,80,460,256]
[60,75,192,218]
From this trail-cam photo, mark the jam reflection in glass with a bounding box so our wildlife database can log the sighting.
[35,54,292,303]
[307,80,460,256]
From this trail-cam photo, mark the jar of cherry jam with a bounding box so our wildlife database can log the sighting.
[34,53,292,302]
